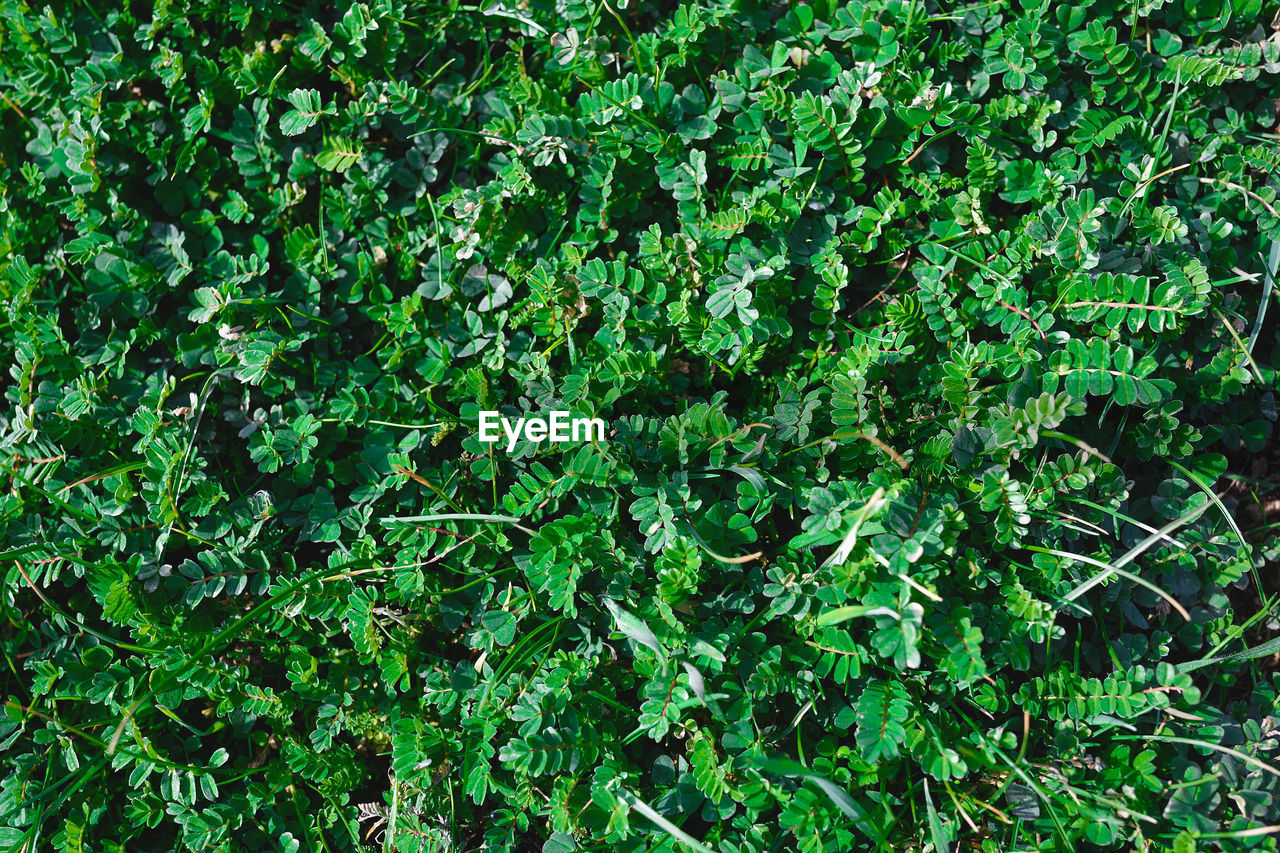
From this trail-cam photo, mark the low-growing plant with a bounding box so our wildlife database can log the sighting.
[1,0,1280,851]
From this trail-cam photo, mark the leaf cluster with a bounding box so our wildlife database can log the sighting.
[1,0,1280,851]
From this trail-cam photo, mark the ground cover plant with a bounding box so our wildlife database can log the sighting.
[2,0,1280,850]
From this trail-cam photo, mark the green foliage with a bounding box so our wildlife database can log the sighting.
[2,0,1280,851]
[855,679,911,763]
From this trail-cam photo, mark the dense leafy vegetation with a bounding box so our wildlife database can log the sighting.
[2,0,1280,850]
